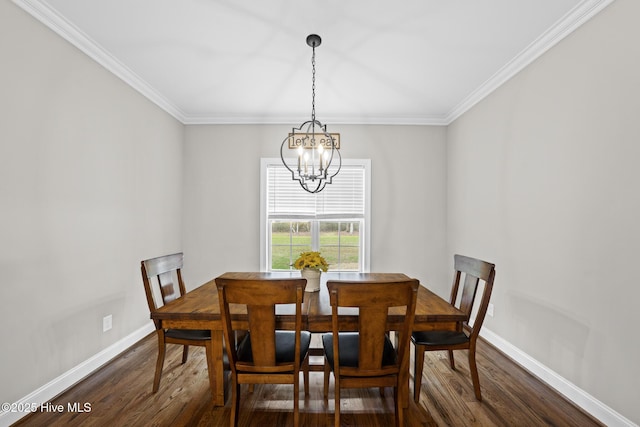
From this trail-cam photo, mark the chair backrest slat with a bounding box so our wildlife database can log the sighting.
[246,305,277,366]
[459,273,480,317]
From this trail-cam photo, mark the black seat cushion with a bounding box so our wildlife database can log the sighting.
[322,332,397,369]
[165,329,211,340]
[236,330,311,364]
[411,330,470,346]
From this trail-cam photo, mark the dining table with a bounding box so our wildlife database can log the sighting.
[151,271,467,407]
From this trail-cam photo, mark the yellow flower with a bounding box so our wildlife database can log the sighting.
[293,251,329,272]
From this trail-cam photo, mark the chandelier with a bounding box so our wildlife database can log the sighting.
[280,34,341,194]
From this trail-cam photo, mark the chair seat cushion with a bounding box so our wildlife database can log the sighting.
[411,330,470,346]
[237,330,311,364]
[322,332,397,369]
[165,329,211,340]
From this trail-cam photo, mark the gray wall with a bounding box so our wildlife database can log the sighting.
[0,1,184,407]
[446,0,639,423]
[181,124,448,292]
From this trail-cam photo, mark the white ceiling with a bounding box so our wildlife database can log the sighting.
[15,0,613,125]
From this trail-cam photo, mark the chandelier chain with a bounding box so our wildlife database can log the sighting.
[311,44,316,124]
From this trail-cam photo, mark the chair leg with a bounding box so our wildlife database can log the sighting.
[413,344,425,402]
[394,385,403,427]
[294,372,300,427]
[181,345,189,364]
[323,359,331,399]
[153,331,166,393]
[448,349,455,369]
[303,356,310,396]
[230,381,240,427]
[334,383,340,427]
[468,346,482,401]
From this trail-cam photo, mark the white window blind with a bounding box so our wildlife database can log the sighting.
[266,163,365,218]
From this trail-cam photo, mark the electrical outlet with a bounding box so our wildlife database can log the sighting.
[103,314,113,332]
[487,303,495,317]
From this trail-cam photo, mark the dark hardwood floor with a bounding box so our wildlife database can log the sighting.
[13,333,603,426]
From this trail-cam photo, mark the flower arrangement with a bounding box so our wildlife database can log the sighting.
[293,251,329,272]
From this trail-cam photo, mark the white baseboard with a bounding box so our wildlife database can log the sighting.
[0,322,155,427]
[481,328,637,427]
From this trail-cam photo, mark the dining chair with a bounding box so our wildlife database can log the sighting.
[322,278,419,427]
[412,254,495,402]
[141,252,215,393]
[215,275,311,427]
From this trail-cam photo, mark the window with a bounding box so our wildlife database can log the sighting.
[260,158,371,272]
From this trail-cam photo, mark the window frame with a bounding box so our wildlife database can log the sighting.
[260,158,371,272]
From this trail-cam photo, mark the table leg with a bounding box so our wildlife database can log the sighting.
[208,329,226,406]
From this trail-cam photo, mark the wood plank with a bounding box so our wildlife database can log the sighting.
[13,333,603,427]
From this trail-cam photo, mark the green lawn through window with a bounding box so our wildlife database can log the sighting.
[271,232,360,270]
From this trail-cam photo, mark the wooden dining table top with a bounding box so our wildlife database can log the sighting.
[152,271,466,332]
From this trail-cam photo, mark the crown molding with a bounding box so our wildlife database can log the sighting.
[12,0,188,123]
[13,0,615,126]
[444,0,617,124]
[182,113,450,126]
